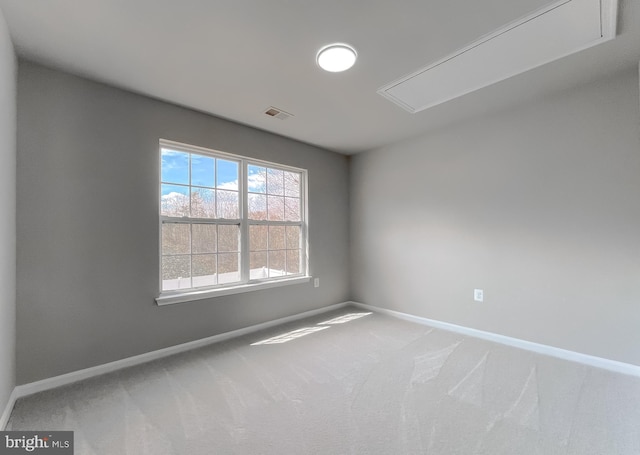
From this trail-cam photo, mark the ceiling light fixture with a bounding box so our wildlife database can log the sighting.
[316,43,357,72]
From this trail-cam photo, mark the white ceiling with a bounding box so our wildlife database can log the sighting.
[0,0,638,154]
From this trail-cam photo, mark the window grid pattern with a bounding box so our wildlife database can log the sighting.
[247,164,303,280]
[160,142,306,294]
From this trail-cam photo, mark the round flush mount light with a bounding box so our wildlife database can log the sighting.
[316,43,357,72]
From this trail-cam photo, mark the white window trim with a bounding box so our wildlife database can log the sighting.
[156,276,311,306]
[156,139,310,305]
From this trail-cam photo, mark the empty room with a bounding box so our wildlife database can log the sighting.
[1,0,640,453]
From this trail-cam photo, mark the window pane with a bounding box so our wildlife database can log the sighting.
[285,197,300,222]
[248,193,267,220]
[217,190,239,219]
[191,154,215,187]
[218,225,239,252]
[269,225,285,250]
[284,171,300,197]
[162,255,191,290]
[286,250,301,275]
[248,165,266,193]
[250,252,268,279]
[250,225,268,251]
[286,226,300,249]
[267,168,284,195]
[218,253,240,284]
[267,196,285,221]
[192,254,217,288]
[192,224,216,254]
[161,149,189,185]
[268,250,286,277]
[162,223,190,255]
[161,184,189,217]
[191,188,215,218]
[217,159,238,190]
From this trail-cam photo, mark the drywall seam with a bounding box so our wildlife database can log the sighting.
[351,301,640,377]
[12,301,350,402]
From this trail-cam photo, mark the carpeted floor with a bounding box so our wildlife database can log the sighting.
[7,307,640,454]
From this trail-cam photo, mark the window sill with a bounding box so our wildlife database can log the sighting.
[156,276,311,306]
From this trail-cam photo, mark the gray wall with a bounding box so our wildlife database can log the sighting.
[351,67,640,366]
[17,61,350,384]
[0,8,16,419]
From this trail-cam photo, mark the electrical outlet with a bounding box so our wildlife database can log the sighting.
[474,289,484,302]
[314,278,320,288]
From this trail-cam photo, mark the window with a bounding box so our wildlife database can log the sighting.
[159,140,308,302]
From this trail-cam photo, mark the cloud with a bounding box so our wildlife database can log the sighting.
[161,192,189,209]
[215,172,266,192]
[247,173,266,192]
[161,148,186,157]
[161,191,188,201]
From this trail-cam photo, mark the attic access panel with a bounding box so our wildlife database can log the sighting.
[378,0,617,113]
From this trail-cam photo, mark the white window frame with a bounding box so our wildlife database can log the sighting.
[156,139,309,306]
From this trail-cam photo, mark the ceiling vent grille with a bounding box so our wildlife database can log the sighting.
[264,106,294,120]
[378,0,617,113]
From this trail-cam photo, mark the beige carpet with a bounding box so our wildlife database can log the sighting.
[8,307,640,454]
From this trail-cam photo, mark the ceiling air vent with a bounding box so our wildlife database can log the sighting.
[264,106,294,120]
[378,0,617,113]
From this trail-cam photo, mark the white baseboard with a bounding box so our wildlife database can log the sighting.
[1,387,18,430]
[10,299,636,426]
[12,301,351,403]
[351,301,640,377]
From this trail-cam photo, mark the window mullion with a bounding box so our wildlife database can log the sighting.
[188,153,192,218]
[240,160,250,283]
[189,222,194,289]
